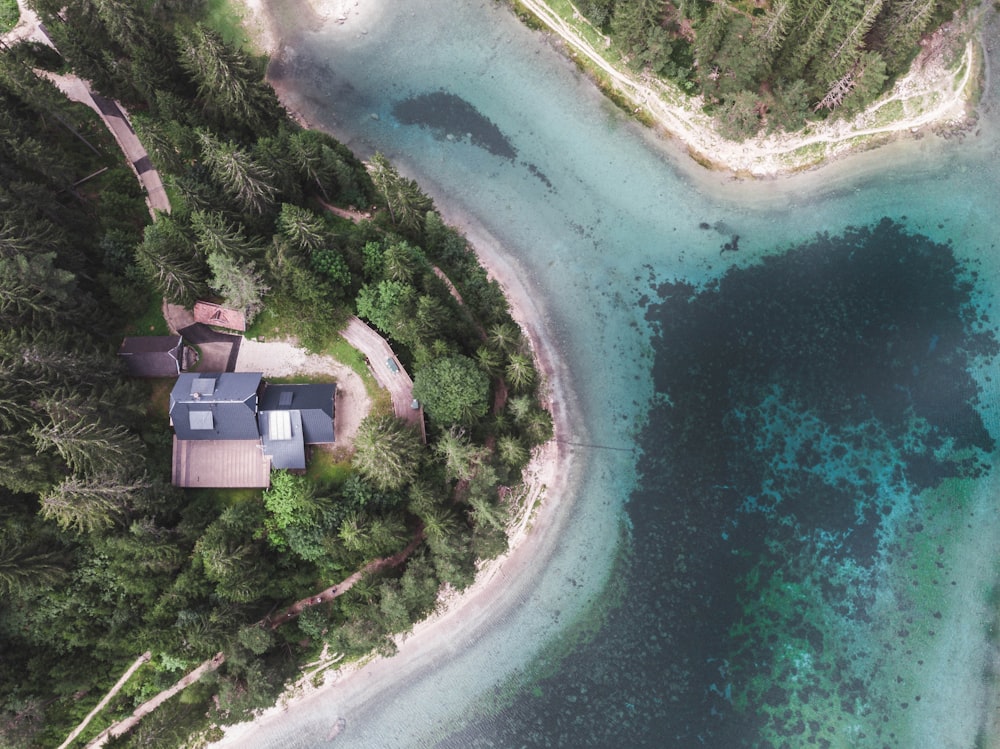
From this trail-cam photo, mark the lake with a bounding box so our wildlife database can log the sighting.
[227,2,1000,746]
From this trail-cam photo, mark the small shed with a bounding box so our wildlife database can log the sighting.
[194,301,246,332]
[119,335,184,377]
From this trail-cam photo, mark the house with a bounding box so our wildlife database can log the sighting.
[169,373,335,488]
[118,335,184,377]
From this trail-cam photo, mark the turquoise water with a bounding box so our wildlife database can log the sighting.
[235,1,1000,746]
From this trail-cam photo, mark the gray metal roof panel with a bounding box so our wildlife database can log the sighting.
[300,409,335,444]
[259,384,335,443]
[172,373,261,404]
[260,410,306,470]
[260,384,334,415]
[170,373,262,440]
[171,402,260,440]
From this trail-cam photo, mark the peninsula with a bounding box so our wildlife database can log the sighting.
[512,0,980,176]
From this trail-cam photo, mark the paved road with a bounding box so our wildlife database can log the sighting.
[4,0,171,216]
[178,323,242,372]
[340,316,425,437]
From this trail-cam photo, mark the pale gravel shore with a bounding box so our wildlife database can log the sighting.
[210,3,584,744]
[515,0,980,177]
[212,215,581,746]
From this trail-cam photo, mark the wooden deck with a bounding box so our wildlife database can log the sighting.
[172,437,271,488]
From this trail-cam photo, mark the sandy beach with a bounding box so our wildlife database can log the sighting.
[209,3,585,743]
[214,203,581,749]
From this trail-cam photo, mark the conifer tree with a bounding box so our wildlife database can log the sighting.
[198,130,277,215]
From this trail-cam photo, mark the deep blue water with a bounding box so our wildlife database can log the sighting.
[237,2,1000,747]
[439,219,998,748]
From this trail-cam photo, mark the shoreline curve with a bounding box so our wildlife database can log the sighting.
[209,1,597,744]
[514,0,982,178]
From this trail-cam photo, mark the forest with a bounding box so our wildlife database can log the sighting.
[0,1,552,746]
[573,0,969,138]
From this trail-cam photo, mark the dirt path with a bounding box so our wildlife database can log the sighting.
[85,653,225,748]
[267,529,426,628]
[5,0,171,214]
[57,652,151,749]
[318,198,371,223]
[518,0,979,176]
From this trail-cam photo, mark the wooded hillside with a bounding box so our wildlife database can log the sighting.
[576,0,966,138]
[0,2,551,746]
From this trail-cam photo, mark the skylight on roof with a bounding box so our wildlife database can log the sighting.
[191,377,215,396]
[268,411,292,441]
[278,390,293,407]
[189,411,213,430]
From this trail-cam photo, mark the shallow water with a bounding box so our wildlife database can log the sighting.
[241,1,1000,746]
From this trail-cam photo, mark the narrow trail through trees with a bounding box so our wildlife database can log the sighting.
[78,533,426,746]
[266,529,426,628]
[517,0,977,175]
[57,652,151,749]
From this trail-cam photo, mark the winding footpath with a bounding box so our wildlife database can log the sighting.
[4,0,170,215]
[57,652,151,749]
[266,529,426,628]
[518,0,978,175]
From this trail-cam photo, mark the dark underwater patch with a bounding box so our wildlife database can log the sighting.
[392,90,517,160]
[436,218,997,748]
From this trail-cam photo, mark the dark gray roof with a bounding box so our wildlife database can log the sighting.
[119,336,183,377]
[259,384,335,444]
[170,372,262,441]
[259,410,306,470]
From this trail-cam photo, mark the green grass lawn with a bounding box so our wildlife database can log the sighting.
[124,291,170,336]
[202,0,252,46]
[307,447,353,487]
[0,0,19,34]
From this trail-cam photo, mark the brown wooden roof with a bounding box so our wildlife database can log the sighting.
[193,301,246,332]
[171,436,270,488]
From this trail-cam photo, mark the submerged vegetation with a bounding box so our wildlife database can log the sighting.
[437,218,999,748]
[0,1,551,746]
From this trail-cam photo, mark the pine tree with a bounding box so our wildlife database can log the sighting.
[277,203,331,252]
[368,153,433,234]
[353,415,424,491]
[191,210,262,259]
[0,252,77,327]
[826,0,885,78]
[31,397,143,478]
[504,352,537,392]
[205,251,269,324]
[0,532,65,598]
[39,472,150,534]
[435,427,484,481]
[175,23,281,133]
[879,0,939,73]
[198,130,277,215]
[135,215,206,303]
[752,0,793,56]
